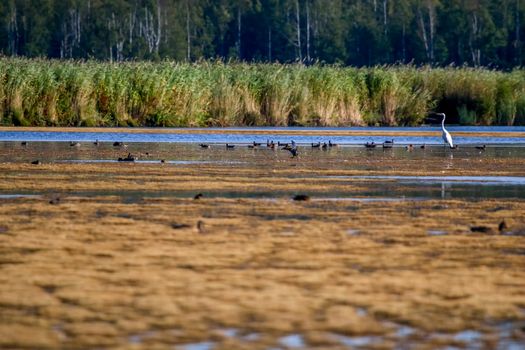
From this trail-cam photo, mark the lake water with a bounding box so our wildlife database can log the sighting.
[1,126,525,145]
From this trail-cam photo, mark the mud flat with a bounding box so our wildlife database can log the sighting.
[0,140,524,349]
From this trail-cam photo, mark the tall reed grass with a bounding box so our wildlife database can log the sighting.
[1,58,524,127]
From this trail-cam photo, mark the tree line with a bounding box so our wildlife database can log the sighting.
[1,0,524,68]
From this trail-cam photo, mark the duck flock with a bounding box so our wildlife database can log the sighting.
[22,136,490,165]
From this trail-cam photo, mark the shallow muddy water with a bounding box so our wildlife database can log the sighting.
[0,129,524,349]
[1,140,524,200]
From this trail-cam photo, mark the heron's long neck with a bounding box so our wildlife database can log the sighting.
[441,115,446,129]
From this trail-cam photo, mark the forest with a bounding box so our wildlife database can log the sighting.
[1,0,524,68]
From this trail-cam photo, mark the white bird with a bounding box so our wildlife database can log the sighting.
[439,113,454,149]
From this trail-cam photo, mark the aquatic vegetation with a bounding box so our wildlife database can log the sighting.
[1,58,525,127]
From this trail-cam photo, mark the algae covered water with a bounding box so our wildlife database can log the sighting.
[0,127,524,350]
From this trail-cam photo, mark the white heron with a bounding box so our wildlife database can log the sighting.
[438,113,454,149]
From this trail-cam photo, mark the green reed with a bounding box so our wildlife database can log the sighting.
[1,57,524,127]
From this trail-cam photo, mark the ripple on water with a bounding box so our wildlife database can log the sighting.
[176,342,215,350]
[454,330,482,345]
[212,328,261,343]
[241,332,260,341]
[216,328,238,338]
[331,334,382,347]
[324,175,525,185]
[313,197,426,203]
[396,325,415,338]
[0,194,41,199]
[278,334,305,348]
[428,230,448,236]
[496,321,525,350]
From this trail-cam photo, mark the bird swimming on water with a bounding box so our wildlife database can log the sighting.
[438,113,454,149]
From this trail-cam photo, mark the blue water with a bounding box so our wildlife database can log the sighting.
[1,126,524,144]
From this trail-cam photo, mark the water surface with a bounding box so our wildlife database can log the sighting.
[1,126,525,145]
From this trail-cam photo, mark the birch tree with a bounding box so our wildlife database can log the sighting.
[416,0,439,62]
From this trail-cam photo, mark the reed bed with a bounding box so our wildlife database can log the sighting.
[1,57,525,127]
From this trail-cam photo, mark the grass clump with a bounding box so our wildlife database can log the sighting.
[1,57,524,127]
